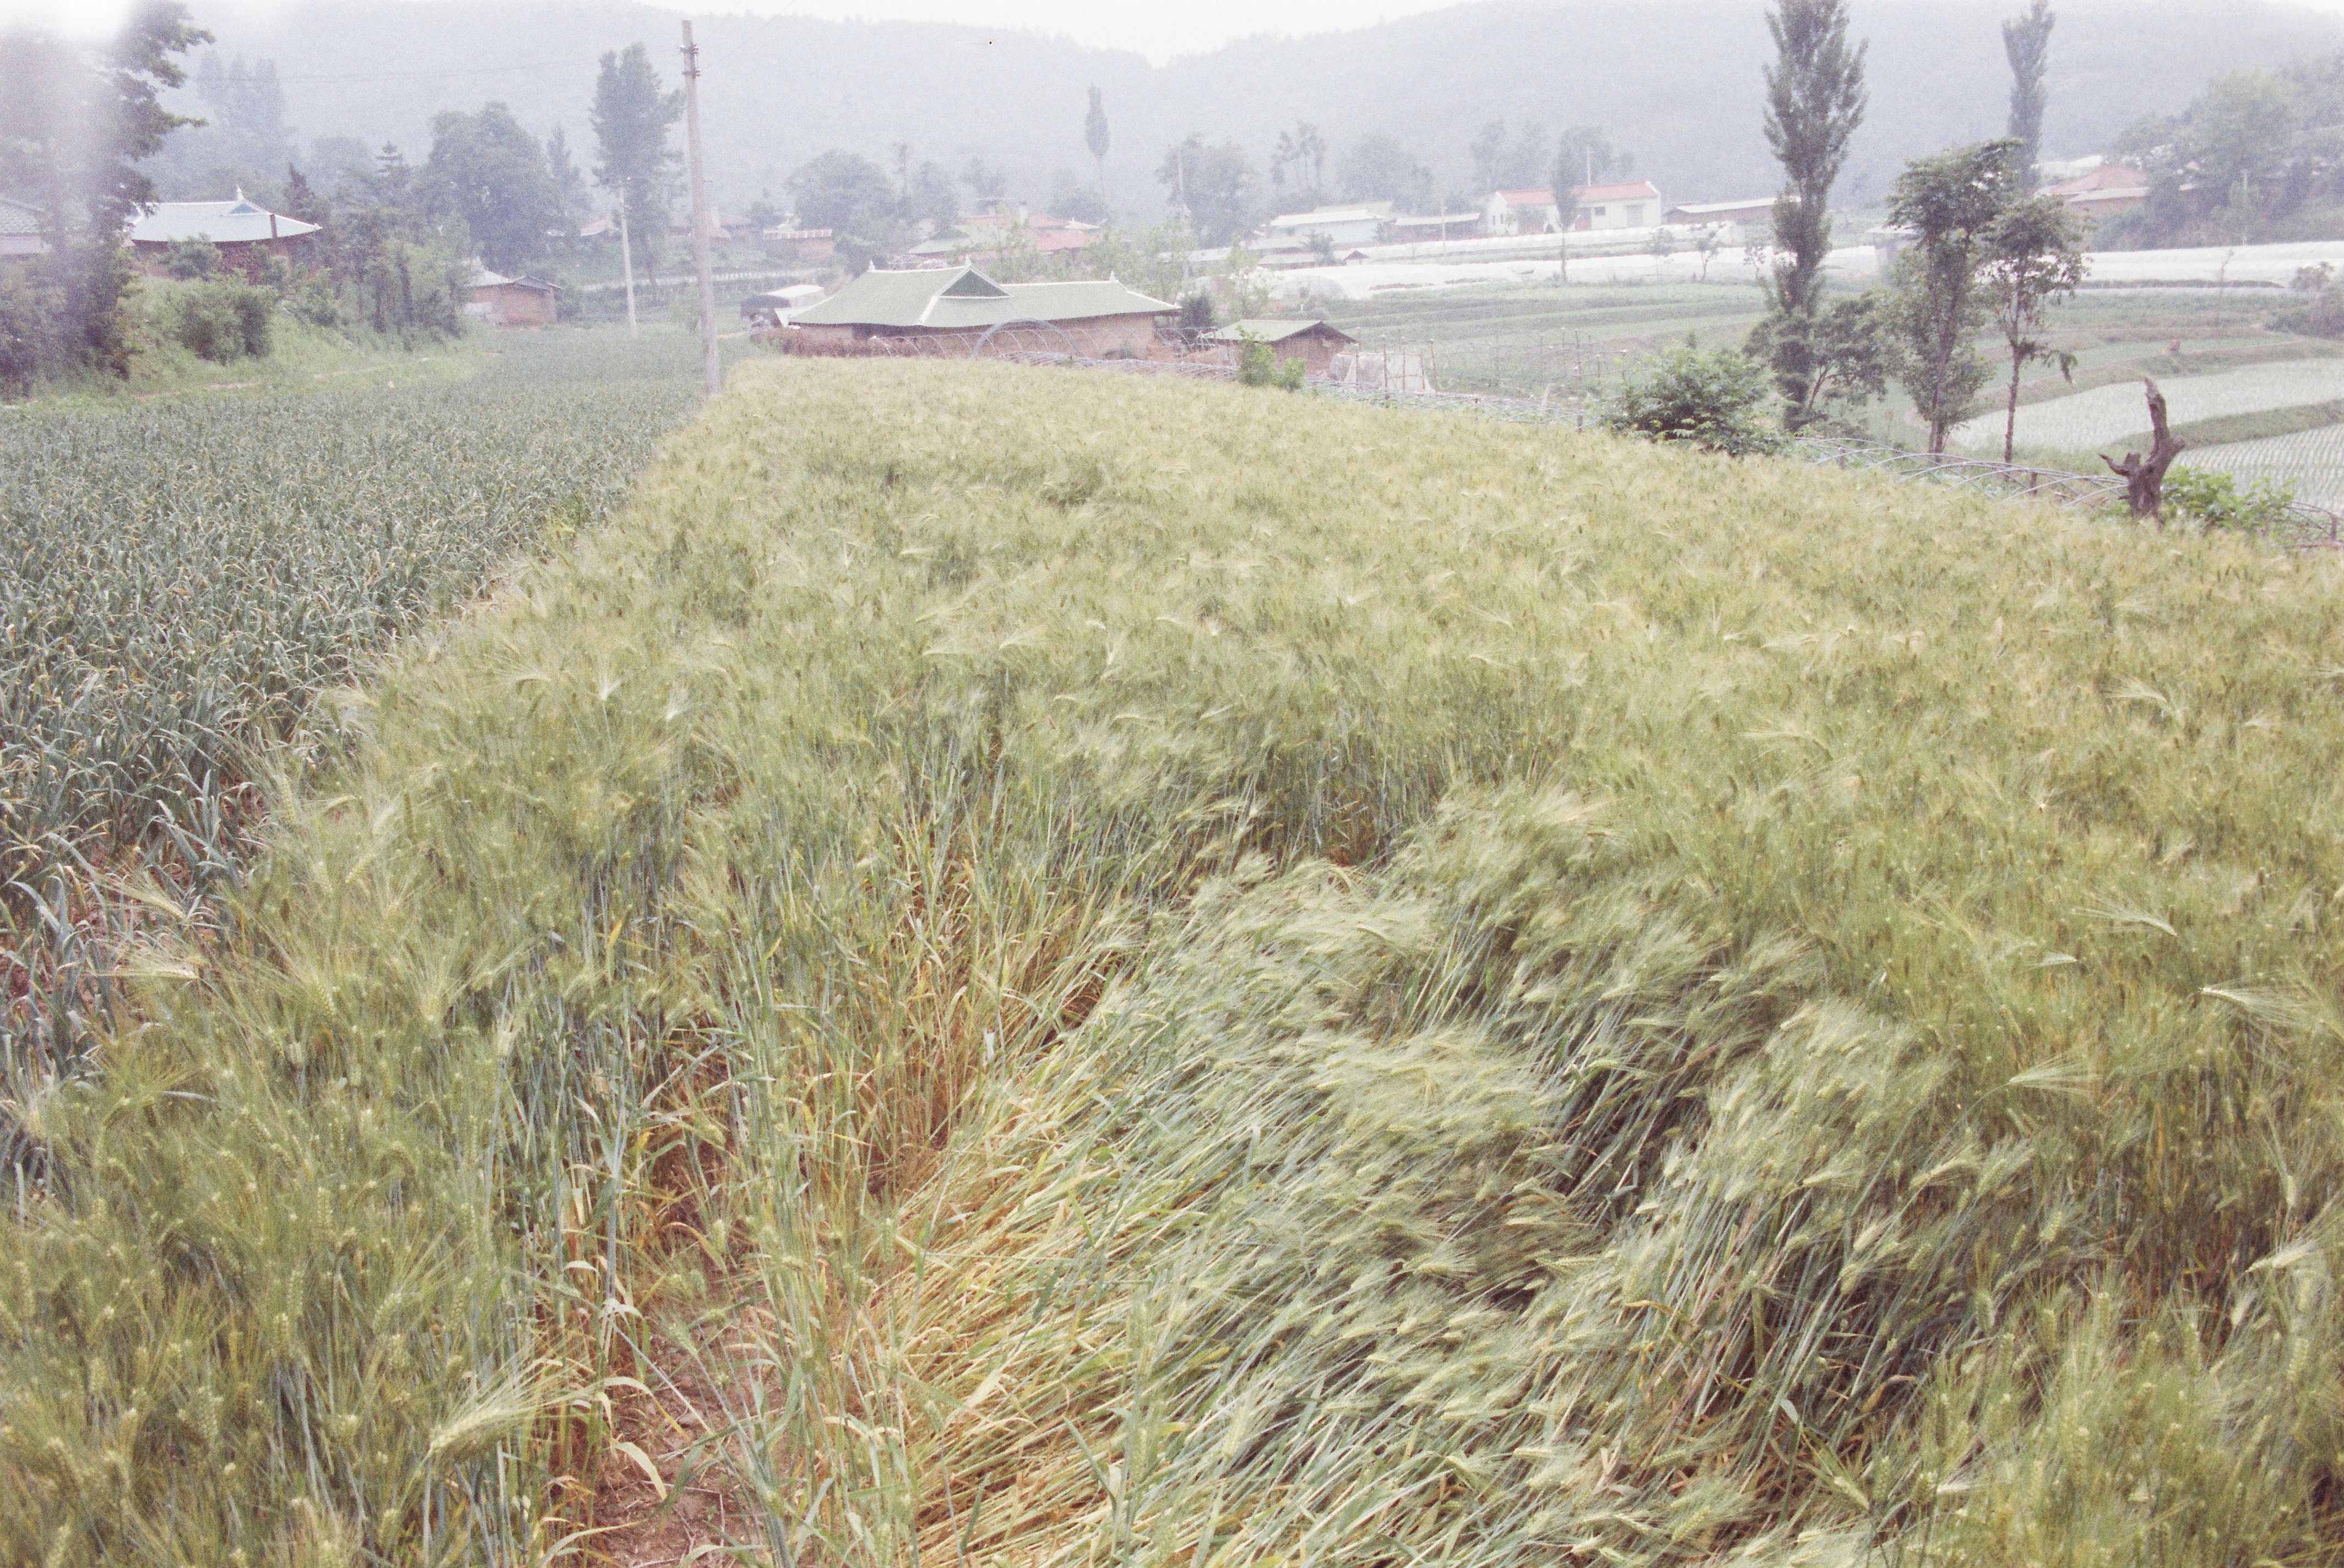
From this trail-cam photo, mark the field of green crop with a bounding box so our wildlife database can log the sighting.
[12,357,2344,1566]
[0,331,709,1158]
[2182,423,2344,510]
[1952,357,2344,449]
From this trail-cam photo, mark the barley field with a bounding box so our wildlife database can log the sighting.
[1952,356,2344,449]
[10,359,2344,1566]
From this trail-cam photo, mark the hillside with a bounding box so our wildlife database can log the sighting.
[12,357,2344,1561]
[170,0,2342,213]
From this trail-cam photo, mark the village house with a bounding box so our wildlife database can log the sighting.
[908,209,1102,265]
[465,268,561,328]
[785,264,1174,356]
[1205,318,1358,375]
[1485,181,1669,235]
[1572,180,1665,230]
[1,197,46,262]
[1483,187,1562,235]
[126,194,318,279]
[2043,163,2150,223]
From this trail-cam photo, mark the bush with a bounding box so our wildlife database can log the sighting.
[176,281,273,362]
[162,238,222,280]
[1236,334,1304,390]
[1178,292,1217,334]
[0,270,62,398]
[285,275,343,330]
[2164,466,2297,529]
[1602,341,1786,455]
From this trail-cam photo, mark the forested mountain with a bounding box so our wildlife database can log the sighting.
[164,0,2341,217]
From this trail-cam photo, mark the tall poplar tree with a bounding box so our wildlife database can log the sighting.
[1749,0,1868,426]
[590,43,681,274]
[1084,85,1109,199]
[2003,0,2054,186]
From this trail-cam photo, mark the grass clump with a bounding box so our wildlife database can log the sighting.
[8,357,2344,1565]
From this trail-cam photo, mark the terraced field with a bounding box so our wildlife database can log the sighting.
[2181,423,2344,509]
[1953,357,2344,450]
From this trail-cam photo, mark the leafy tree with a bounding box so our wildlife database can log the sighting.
[280,161,327,227]
[1603,341,1786,455]
[1178,291,1216,333]
[0,2,210,379]
[1887,139,2023,453]
[1158,134,1258,246]
[1982,192,2084,459]
[790,149,905,269]
[1048,169,1109,224]
[904,159,959,230]
[2002,0,2054,186]
[2187,69,2294,199]
[544,125,588,232]
[1337,132,1429,207]
[1499,121,1551,188]
[960,156,1007,205]
[1468,121,1508,193]
[1554,126,1631,189]
[1081,216,1193,306]
[1752,0,1868,425]
[1272,122,1327,208]
[425,102,560,272]
[791,149,899,232]
[589,43,682,274]
[1085,85,1109,197]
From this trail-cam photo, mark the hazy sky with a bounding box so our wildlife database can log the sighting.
[15,0,1569,59]
[10,0,2344,61]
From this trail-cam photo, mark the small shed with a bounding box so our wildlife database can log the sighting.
[466,269,561,328]
[127,196,318,278]
[1207,318,1359,376]
[741,283,826,326]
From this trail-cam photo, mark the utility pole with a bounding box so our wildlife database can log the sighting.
[616,202,638,339]
[681,19,721,397]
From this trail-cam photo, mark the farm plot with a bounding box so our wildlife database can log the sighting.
[2179,424,2344,509]
[1952,357,2344,449]
[20,360,2344,1568]
[1,331,705,1113]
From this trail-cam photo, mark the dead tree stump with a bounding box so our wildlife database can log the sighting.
[2104,377,2185,522]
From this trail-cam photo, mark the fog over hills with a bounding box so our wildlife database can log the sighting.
[172,0,2342,214]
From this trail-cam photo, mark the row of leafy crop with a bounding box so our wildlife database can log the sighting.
[0,333,706,1143]
[14,359,2344,1565]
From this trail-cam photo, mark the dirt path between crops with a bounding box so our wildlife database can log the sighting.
[589,1311,773,1566]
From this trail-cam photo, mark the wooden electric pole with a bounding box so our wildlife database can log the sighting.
[681,19,720,397]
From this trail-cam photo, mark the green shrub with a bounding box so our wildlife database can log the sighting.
[162,238,222,280]
[176,282,273,362]
[1602,340,1786,455]
[1236,334,1304,390]
[0,270,61,398]
[2164,466,2297,529]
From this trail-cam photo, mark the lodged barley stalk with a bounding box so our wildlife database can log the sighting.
[8,357,2344,1566]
